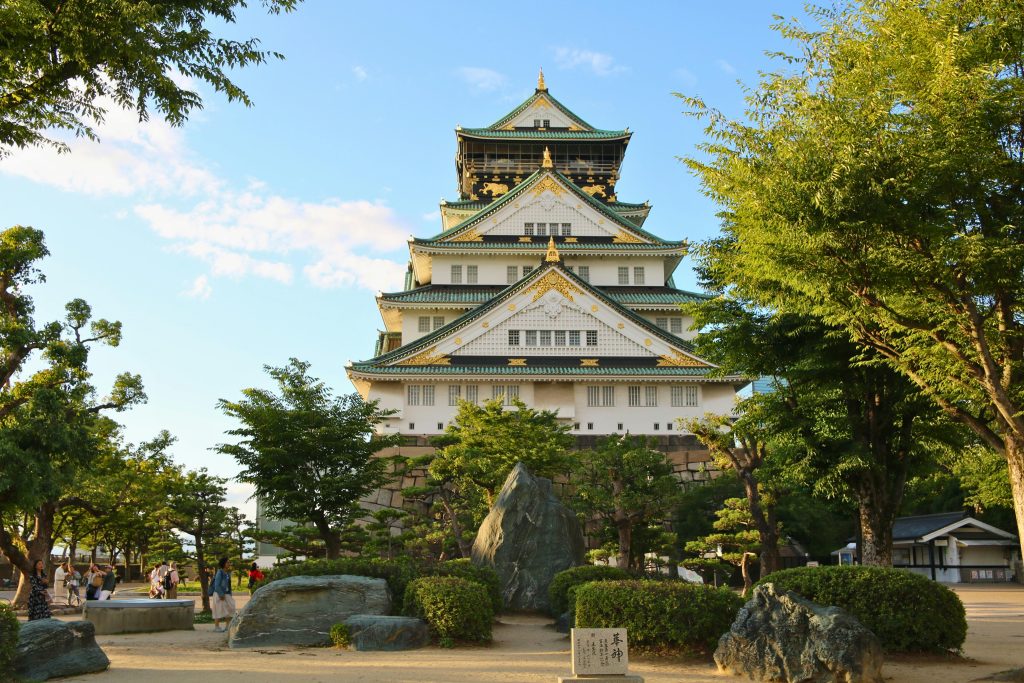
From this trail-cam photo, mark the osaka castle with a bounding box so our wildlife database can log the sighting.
[346,71,745,455]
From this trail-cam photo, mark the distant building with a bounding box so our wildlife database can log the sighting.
[832,512,1020,583]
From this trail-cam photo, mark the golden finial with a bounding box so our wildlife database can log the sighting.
[545,236,560,263]
[538,67,547,91]
[542,146,553,168]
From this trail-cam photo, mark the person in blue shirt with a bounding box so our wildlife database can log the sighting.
[210,557,235,633]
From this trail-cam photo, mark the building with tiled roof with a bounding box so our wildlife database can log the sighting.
[346,72,746,445]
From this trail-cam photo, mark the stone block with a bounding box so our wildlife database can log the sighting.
[15,619,110,681]
[343,614,430,651]
[84,598,194,634]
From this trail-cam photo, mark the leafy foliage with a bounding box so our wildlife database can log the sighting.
[429,559,503,613]
[0,0,300,155]
[679,0,1024,553]
[573,580,743,653]
[402,576,493,647]
[572,435,681,569]
[218,359,402,558]
[547,565,630,617]
[0,602,18,675]
[329,623,351,648]
[256,557,419,610]
[758,566,967,653]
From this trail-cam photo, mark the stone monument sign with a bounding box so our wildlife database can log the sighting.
[558,628,643,682]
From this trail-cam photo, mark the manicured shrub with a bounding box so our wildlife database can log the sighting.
[0,602,18,675]
[330,623,351,648]
[403,576,493,646]
[430,559,503,613]
[757,566,966,653]
[548,565,630,616]
[574,580,743,654]
[257,557,419,612]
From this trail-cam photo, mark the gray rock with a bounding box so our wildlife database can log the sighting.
[554,610,571,634]
[471,462,585,611]
[343,614,430,651]
[714,583,884,683]
[15,619,110,681]
[228,574,390,649]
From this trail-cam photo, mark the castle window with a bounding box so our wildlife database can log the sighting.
[578,266,590,282]
[466,385,479,404]
[666,421,674,431]
[588,422,594,430]
[586,330,598,346]
[407,385,420,406]
[645,386,658,407]
[569,330,581,346]
[492,385,519,406]
[628,385,641,407]
[653,423,660,431]
[523,265,534,277]
[539,330,552,346]
[524,222,534,236]
[448,385,461,406]
[525,330,537,346]
[433,316,444,330]
[409,422,415,430]
[588,385,615,407]
[467,265,478,284]
[634,267,645,285]
[617,423,623,431]
[418,316,430,332]
[536,223,547,236]
[656,317,668,330]
[451,265,462,284]
[671,385,700,407]
[422,386,434,406]
[508,330,520,346]
[543,119,550,127]
[437,422,444,431]
[554,330,566,346]
[618,267,629,285]
[533,119,541,127]
[670,318,683,334]
[561,223,572,236]
[507,266,518,284]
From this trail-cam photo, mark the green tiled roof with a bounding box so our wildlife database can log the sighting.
[349,364,719,377]
[413,240,685,252]
[425,169,674,245]
[459,128,628,140]
[487,90,596,131]
[379,285,711,306]
[355,262,711,371]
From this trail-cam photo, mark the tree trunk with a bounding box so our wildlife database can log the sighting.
[1005,437,1024,566]
[615,518,631,570]
[1,501,57,608]
[858,497,894,566]
[195,538,211,613]
[740,552,756,597]
[439,492,472,559]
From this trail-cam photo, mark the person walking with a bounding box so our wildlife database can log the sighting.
[98,564,117,601]
[53,561,66,604]
[167,561,180,599]
[246,562,264,593]
[210,557,235,632]
[66,563,82,606]
[84,564,101,601]
[27,560,52,621]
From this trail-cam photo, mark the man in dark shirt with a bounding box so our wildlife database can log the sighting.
[99,564,117,600]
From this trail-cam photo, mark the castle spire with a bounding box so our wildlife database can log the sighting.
[542,146,553,168]
[537,67,547,91]
[545,236,561,263]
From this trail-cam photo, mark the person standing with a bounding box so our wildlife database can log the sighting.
[84,564,100,601]
[210,557,235,632]
[157,559,171,599]
[98,564,117,601]
[27,560,52,620]
[53,562,66,604]
[246,562,264,592]
[167,561,180,599]
[66,563,82,606]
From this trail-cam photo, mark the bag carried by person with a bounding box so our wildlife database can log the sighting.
[91,573,103,588]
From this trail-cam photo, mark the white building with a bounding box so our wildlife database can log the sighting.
[347,72,745,447]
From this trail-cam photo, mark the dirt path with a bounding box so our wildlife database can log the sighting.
[45,584,1024,682]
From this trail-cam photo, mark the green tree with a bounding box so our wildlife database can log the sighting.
[685,498,766,596]
[417,397,573,557]
[679,0,1024,555]
[217,359,401,559]
[0,226,144,605]
[166,468,228,613]
[0,0,300,156]
[572,435,681,570]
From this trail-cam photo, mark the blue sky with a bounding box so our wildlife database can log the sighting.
[1,1,807,515]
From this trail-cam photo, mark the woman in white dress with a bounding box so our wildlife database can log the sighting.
[210,557,235,632]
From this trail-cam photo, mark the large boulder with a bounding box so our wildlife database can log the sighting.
[714,583,884,683]
[343,614,431,651]
[228,574,390,649]
[15,619,110,681]
[471,462,585,611]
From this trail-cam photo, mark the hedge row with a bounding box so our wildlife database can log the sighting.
[429,559,503,613]
[758,566,967,653]
[403,576,493,647]
[548,565,630,616]
[0,603,17,675]
[574,580,743,653]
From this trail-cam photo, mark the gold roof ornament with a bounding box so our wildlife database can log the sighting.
[538,67,547,91]
[542,146,553,168]
[545,236,561,263]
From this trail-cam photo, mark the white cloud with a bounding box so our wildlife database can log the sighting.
[675,67,698,89]
[422,210,441,222]
[457,67,506,92]
[182,274,213,300]
[352,65,369,82]
[553,48,627,76]
[716,59,737,75]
